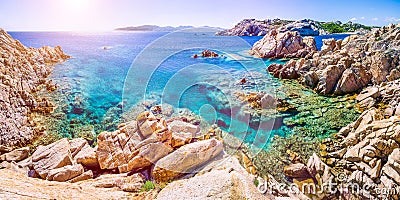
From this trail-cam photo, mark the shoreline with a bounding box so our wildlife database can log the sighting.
[1,22,400,199]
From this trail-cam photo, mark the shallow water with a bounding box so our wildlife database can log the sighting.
[10,30,355,149]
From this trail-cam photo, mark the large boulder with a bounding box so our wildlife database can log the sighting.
[157,156,272,200]
[333,67,372,95]
[249,30,316,59]
[152,139,223,182]
[125,142,173,172]
[46,164,84,182]
[73,142,98,168]
[32,138,73,179]
[97,112,172,173]
[96,121,142,171]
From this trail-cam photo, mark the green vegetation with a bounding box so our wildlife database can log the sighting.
[318,21,373,33]
[253,178,260,187]
[140,181,156,192]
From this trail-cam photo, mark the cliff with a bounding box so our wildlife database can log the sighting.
[0,29,70,147]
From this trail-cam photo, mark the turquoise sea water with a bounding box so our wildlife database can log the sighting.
[10,30,350,149]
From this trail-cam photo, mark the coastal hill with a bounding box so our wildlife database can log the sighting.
[216,18,374,36]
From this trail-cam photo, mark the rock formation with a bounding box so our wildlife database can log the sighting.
[249,30,317,59]
[0,29,70,147]
[267,23,400,95]
[0,110,269,199]
[216,18,320,36]
[216,18,372,36]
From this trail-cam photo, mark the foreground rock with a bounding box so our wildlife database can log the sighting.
[268,23,400,95]
[32,138,73,179]
[0,169,138,199]
[157,155,273,199]
[0,28,70,147]
[152,138,223,182]
[249,30,316,59]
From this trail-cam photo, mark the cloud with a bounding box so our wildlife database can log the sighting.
[360,16,365,20]
[385,17,400,22]
[372,17,378,21]
[350,17,357,21]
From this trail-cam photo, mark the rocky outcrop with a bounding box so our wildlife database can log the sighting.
[201,49,219,58]
[268,23,400,95]
[0,110,270,199]
[249,30,317,59]
[216,18,321,36]
[0,28,70,147]
[278,80,400,199]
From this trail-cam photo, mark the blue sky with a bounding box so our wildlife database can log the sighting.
[1,0,400,31]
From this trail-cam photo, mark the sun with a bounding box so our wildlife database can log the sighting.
[64,0,89,10]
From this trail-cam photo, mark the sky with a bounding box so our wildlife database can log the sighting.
[0,0,400,31]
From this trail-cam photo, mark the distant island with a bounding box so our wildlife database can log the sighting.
[216,18,376,36]
[115,25,221,32]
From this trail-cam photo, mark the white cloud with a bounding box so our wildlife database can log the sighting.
[360,16,365,20]
[372,17,379,21]
[350,17,357,21]
[385,17,400,22]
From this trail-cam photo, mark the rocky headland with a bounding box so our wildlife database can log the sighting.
[266,23,400,95]
[216,18,372,36]
[0,29,70,147]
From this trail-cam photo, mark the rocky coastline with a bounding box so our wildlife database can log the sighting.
[0,29,70,147]
[1,21,400,200]
[216,18,372,37]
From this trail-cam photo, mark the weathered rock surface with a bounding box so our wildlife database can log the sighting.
[96,111,174,173]
[153,138,223,182]
[269,23,400,95]
[0,147,29,162]
[0,169,138,199]
[46,164,84,182]
[32,138,73,179]
[0,29,70,147]
[249,30,317,59]
[157,156,273,200]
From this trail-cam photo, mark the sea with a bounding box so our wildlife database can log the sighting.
[10,29,351,149]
